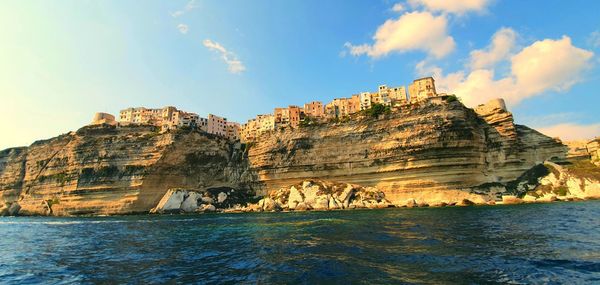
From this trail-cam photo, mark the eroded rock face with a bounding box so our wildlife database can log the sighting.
[252,180,391,212]
[588,139,600,166]
[151,187,252,214]
[0,99,574,216]
[0,125,257,216]
[247,99,567,204]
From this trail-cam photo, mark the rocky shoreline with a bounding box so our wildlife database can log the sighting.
[148,165,600,215]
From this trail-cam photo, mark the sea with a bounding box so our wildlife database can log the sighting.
[1,201,600,284]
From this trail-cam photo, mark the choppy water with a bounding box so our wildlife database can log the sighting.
[1,201,600,284]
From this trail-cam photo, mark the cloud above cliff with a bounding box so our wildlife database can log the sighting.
[419,34,594,107]
[344,11,455,59]
[202,39,246,74]
[537,123,600,141]
[468,28,516,70]
[407,0,490,15]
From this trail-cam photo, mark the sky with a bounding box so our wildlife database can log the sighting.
[1,0,599,150]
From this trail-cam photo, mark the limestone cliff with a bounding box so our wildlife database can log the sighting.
[0,99,573,216]
[0,125,256,216]
[247,99,567,204]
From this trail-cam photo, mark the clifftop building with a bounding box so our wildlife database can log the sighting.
[119,106,199,131]
[408,77,437,101]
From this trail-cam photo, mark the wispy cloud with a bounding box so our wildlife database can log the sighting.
[177,23,189,34]
[408,0,490,15]
[588,31,600,48]
[202,39,246,74]
[537,123,600,141]
[391,3,404,12]
[171,0,198,18]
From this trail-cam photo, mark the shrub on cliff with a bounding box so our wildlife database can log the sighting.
[445,95,459,103]
[364,103,391,118]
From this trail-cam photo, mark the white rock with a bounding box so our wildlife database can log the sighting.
[217,192,228,203]
[328,196,340,209]
[201,196,214,204]
[313,195,329,210]
[152,189,186,213]
[200,204,216,212]
[180,192,201,212]
[288,186,303,210]
[302,181,312,190]
[262,197,278,211]
[303,185,320,206]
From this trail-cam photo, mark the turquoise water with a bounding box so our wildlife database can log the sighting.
[1,201,600,284]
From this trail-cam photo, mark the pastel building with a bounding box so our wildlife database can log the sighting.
[207,114,228,137]
[118,106,200,131]
[274,105,302,128]
[346,95,361,114]
[240,119,258,142]
[408,77,437,101]
[359,92,372,110]
[241,114,276,142]
[325,98,350,119]
[303,101,324,118]
[226,121,241,141]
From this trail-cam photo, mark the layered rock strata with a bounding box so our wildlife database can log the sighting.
[247,99,567,204]
[0,125,256,216]
[0,98,573,216]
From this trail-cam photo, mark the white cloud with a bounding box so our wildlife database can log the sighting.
[588,31,600,48]
[537,123,600,141]
[419,34,594,107]
[345,11,455,59]
[177,23,189,34]
[202,39,246,74]
[408,0,490,14]
[468,27,516,69]
[391,3,404,12]
[171,0,198,18]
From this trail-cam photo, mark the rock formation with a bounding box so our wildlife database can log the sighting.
[0,125,256,216]
[250,180,391,212]
[247,99,567,204]
[1,98,587,216]
[588,138,600,166]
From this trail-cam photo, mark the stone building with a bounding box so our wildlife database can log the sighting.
[588,138,600,166]
[90,112,117,126]
[288,106,302,128]
[408,77,437,101]
[388,86,408,103]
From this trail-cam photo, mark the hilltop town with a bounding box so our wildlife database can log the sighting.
[90,77,448,142]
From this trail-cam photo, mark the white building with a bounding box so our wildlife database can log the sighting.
[359,92,372,110]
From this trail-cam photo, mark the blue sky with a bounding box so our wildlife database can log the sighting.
[1,0,599,150]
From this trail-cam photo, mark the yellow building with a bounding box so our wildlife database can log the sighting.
[226,122,241,141]
[408,77,437,102]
